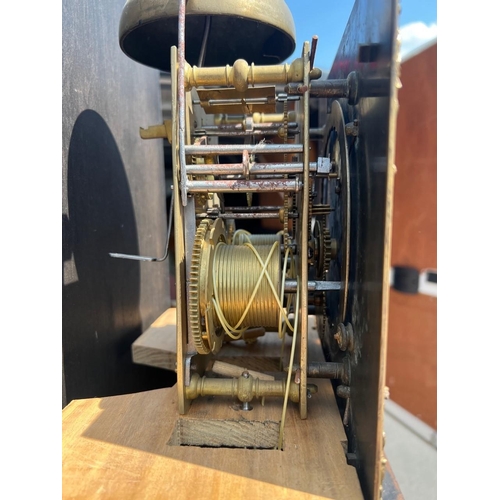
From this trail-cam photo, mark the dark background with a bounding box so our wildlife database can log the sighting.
[62,0,176,406]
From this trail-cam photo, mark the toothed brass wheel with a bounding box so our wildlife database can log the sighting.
[189,218,227,355]
[311,216,332,280]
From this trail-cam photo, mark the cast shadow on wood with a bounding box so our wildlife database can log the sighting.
[63,109,175,405]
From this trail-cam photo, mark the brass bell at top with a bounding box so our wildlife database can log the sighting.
[119,0,296,71]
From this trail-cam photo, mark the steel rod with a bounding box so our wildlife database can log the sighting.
[197,15,211,67]
[309,127,325,139]
[185,143,303,156]
[196,212,283,220]
[284,280,342,292]
[196,123,298,132]
[289,362,346,380]
[186,179,301,193]
[285,79,349,97]
[186,161,318,176]
[205,97,272,105]
[310,35,318,68]
[224,205,283,212]
[193,129,299,138]
[193,122,299,138]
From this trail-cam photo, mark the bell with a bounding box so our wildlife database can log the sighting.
[119,0,296,71]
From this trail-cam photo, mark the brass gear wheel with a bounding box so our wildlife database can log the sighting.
[321,220,332,281]
[291,192,298,236]
[310,216,332,280]
[320,220,332,340]
[189,218,227,355]
[309,216,332,340]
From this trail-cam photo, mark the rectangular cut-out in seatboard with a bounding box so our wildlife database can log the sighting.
[168,394,283,449]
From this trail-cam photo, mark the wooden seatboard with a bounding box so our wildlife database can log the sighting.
[210,360,275,381]
[132,307,294,373]
[66,310,363,498]
[132,308,177,371]
[63,378,362,499]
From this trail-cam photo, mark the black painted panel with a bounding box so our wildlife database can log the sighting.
[62,0,175,404]
[321,1,399,498]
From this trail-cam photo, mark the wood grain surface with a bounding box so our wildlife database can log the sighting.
[132,307,293,374]
[63,379,362,499]
[132,308,177,371]
[64,315,363,499]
